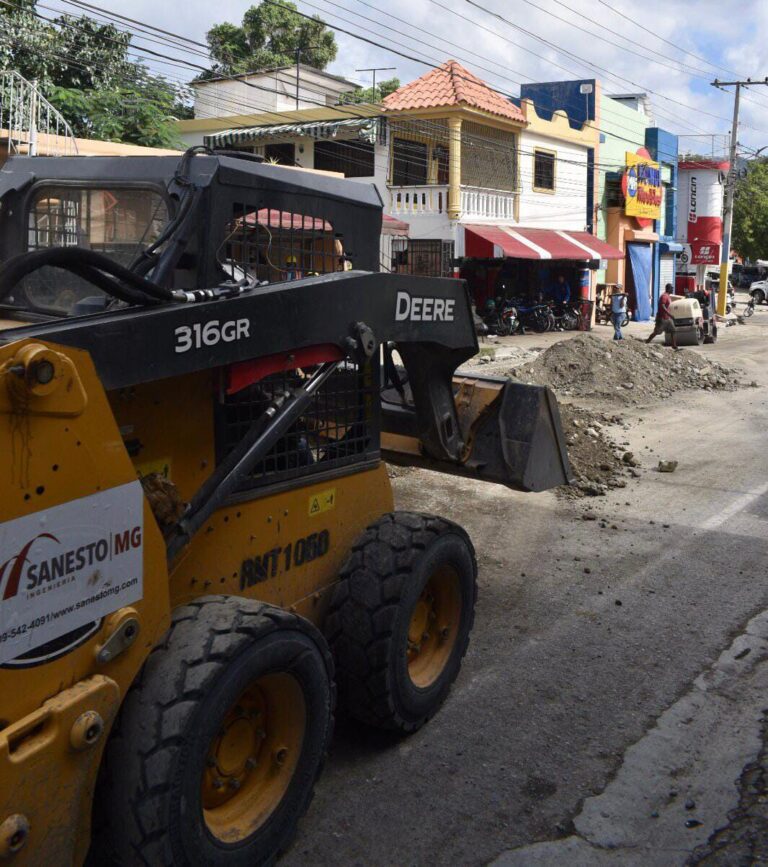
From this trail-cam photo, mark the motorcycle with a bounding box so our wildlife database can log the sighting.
[483,299,518,336]
[551,301,580,331]
[512,299,555,333]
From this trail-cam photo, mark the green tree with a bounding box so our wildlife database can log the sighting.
[0,2,190,147]
[205,1,337,77]
[732,160,768,261]
[50,70,188,148]
[342,77,400,104]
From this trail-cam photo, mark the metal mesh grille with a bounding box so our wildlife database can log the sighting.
[219,361,379,489]
[221,204,344,285]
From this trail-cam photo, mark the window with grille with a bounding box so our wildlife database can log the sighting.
[218,360,379,490]
[605,174,624,208]
[394,239,454,277]
[533,149,556,192]
[392,138,428,186]
[20,185,168,313]
[221,204,343,284]
[314,139,374,178]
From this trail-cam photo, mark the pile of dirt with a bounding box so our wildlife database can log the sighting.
[559,405,637,498]
[504,334,740,405]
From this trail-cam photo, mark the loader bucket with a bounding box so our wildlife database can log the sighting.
[461,380,573,492]
[381,374,573,493]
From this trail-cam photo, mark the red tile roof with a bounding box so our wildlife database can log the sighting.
[383,60,525,123]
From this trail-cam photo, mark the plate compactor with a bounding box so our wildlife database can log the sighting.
[0,151,571,866]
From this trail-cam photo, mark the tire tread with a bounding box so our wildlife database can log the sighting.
[326,512,477,733]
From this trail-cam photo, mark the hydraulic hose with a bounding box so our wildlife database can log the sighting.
[0,247,175,305]
[129,145,212,277]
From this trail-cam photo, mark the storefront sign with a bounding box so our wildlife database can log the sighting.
[679,242,721,267]
[622,149,662,224]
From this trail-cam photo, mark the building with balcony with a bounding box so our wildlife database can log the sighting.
[175,62,623,296]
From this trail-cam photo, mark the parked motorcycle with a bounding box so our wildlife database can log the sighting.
[550,301,580,331]
[483,299,518,336]
[513,299,555,333]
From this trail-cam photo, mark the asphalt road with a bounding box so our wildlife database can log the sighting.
[284,302,768,866]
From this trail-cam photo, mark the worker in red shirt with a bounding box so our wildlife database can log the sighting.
[646,283,679,350]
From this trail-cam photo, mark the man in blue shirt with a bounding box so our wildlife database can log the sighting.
[610,283,628,340]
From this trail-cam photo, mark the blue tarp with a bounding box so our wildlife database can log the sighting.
[628,243,652,322]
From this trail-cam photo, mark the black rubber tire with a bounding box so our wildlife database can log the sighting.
[91,596,334,867]
[325,512,477,734]
[753,289,766,305]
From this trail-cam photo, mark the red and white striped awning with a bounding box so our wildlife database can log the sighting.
[464,225,625,261]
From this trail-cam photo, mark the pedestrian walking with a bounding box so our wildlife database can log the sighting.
[646,283,679,350]
[610,283,628,340]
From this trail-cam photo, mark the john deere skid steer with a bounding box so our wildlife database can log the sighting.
[0,150,571,865]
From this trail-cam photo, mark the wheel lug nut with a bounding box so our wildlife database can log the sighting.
[440,627,450,640]
[275,747,288,765]
[228,778,241,790]
[246,757,258,770]
[212,777,224,789]
[422,631,430,641]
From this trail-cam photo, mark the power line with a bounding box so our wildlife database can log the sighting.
[4,0,717,195]
[462,0,762,130]
[26,0,719,145]
[309,0,717,140]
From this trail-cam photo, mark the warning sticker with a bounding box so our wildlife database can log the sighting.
[0,481,144,666]
[308,488,336,517]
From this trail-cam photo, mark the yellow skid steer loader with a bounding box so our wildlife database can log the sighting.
[0,150,571,865]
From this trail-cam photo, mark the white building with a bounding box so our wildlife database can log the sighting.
[191,65,358,120]
[517,100,593,231]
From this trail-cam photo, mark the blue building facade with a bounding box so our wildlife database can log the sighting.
[644,127,680,314]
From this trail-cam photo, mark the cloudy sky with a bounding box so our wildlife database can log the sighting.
[97,0,768,153]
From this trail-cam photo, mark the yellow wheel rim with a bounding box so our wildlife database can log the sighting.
[406,565,462,688]
[201,673,306,843]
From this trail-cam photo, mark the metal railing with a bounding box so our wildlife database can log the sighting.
[388,183,517,220]
[0,71,78,157]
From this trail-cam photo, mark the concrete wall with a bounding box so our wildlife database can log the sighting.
[193,68,353,119]
[518,127,590,230]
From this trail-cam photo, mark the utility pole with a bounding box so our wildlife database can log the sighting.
[355,67,396,102]
[294,45,320,109]
[711,77,768,315]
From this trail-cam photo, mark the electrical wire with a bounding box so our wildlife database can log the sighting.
[11,0,724,148]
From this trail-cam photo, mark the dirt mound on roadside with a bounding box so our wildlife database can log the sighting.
[559,405,635,498]
[505,334,739,405]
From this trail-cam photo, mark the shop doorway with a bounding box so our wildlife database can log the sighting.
[627,243,652,321]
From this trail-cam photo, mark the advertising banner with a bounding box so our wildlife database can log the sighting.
[0,482,144,666]
[623,150,662,221]
[678,242,721,267]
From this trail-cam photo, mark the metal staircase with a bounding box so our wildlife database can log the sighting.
[0,71,78,156]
